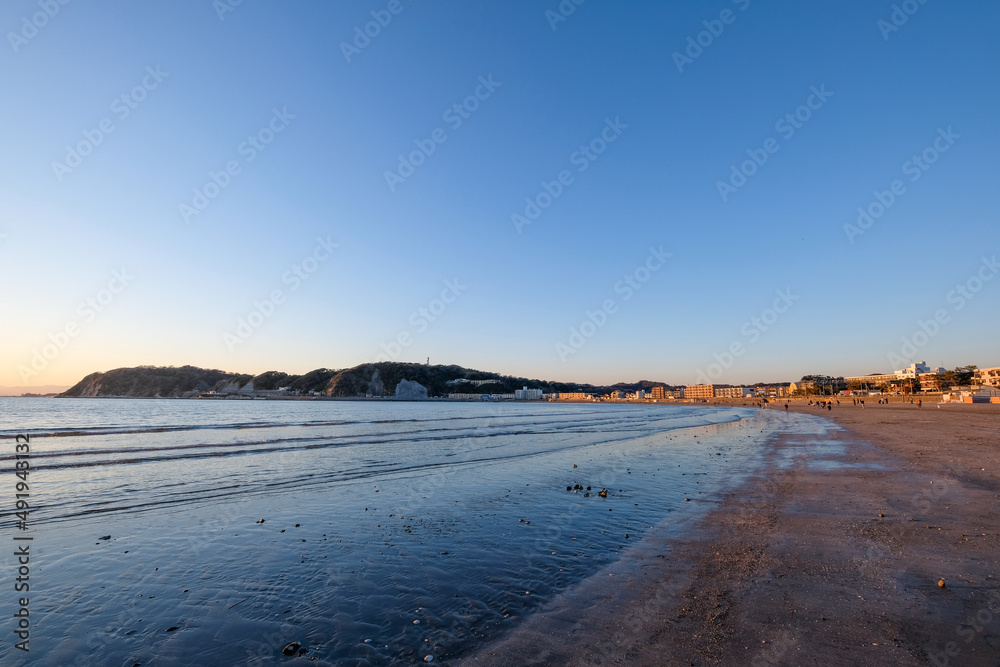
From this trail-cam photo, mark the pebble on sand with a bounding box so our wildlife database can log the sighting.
[938,579,946,588]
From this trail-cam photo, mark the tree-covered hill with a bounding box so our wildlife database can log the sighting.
[58,363,676,398]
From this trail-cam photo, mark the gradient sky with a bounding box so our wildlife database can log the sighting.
[2,0,998,389]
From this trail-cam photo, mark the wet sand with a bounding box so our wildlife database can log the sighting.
[459,403,1000,666]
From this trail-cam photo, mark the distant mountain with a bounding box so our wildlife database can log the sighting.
[0,384,71,397]
[60,365,249,398]
[57,363,676,399]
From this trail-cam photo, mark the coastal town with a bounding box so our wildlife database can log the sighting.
[170,360,1000,404]
[451,361,1000,403]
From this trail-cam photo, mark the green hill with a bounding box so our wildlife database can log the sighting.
[59,365,246,398]
[58,363,677,398]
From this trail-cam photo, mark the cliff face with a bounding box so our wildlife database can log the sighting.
[58,362,642,399]
[324,363,500,397]
[59,363,516,398]
[65,372,105,397]
[394,379,428,400]
[59,366,245,398]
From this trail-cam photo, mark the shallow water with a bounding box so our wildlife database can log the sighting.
[0,398,798,665]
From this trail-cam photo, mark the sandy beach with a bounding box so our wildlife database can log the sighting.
[459,403,1000,666]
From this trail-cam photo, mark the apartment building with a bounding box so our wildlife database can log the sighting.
[919,372,943,392]
[977,367,1000,388]
[554,392,591,401]
[844,373,896,386]
[684,384,714,400]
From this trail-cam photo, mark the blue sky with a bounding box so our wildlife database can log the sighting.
[1,0,998,389]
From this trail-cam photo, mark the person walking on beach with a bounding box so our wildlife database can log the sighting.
[860,399,865,408]
[784,403,788,411]
[918,399,922,408]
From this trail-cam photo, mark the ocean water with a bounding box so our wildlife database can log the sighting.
[0,398,787,666]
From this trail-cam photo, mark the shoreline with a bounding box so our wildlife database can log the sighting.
[459,404,1000,665]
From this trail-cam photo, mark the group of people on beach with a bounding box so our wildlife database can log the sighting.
[848,396,922,408]
[753,397,924,411]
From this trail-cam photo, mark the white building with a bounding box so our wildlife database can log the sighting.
[894,362,944,379]
[515,387,543,400]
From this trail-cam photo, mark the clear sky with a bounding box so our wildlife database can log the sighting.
[2,0,998,390]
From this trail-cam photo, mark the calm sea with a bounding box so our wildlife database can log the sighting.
[0,398,786,666]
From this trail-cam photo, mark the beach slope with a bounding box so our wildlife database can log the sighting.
[459,404,1000,666]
